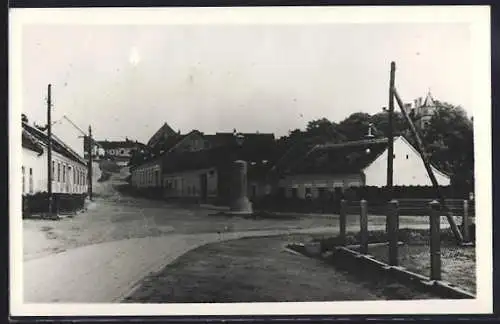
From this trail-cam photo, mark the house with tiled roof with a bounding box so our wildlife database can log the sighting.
[130,129,278,204]
[278,135,450,199]
[22,120,88,196]
[146,122,178,148]
[83,136,145,166]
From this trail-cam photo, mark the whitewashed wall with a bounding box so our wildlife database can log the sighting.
[278,173,363,199]
[22,146,88,195]
[131,161,161,188]
[363,136,451,187]
[163,168,218,198]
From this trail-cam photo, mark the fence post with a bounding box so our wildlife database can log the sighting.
[429,200,442,281]
[387,199,399,266]
[360,199,368,254]
[463,199,470,242]
[339,199,347,245]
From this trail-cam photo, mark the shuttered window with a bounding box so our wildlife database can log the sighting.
[29,168,33,194]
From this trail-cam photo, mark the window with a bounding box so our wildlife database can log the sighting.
[57,163,61,182]
[22,166,25,194]
[29,168,33,194]
[52,161,55,181]
[406,154,409,160]
[305,187,312,198]
[63,165,66,182]
[73,168,76,184]
[121,149,124,155]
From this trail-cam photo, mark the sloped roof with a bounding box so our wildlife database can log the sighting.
[205,132,275,148]
[422,91,435,107]
[22,128,44,154]
[269,136,332,176]
[287,137,390,175]
[147,122,177,147]
[22,122,87,165]
[96,140,141,150]
[161,140,277,176]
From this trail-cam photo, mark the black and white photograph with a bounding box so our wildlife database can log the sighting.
[9,6,492,317]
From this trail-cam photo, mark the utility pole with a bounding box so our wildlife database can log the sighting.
[387,61,396,199]
[88,125,93,200]
[47,84,53,214]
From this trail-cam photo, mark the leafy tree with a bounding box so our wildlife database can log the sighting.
[306,118,346,142]
[336,112,372,140]
[370,111,408,138]
[420,102,474,188]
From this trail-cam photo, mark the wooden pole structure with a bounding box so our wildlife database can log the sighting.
[387,199,399,266]
[387,62,396,201]
[360,199,368,254]
[429,200,442,281]
[393,88,463,243]
[88,125,93,201]
[463,199,470,242]
[47,84,53,215]
[339,199,347,245]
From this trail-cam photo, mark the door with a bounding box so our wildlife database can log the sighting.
[200,173,208,203]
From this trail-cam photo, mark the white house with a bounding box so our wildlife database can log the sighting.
[279,136,450,199]
[22,121,88,195]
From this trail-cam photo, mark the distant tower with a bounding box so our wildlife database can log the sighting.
[413,89,437,129]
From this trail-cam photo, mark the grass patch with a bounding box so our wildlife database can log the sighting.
[311,228,471,253]
[303,228,476,295]
[123,235,438,303]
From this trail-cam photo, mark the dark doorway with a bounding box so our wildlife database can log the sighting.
[200,173,208,203]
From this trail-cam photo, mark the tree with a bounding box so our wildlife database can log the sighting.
[420,102,474,188]
[370,111,408,138]
[336,112,372,140]
[306,118,346,142]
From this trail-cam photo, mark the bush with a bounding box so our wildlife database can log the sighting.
[22,192,86,216]
[253,185,474,216]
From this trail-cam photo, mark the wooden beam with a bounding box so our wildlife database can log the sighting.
[393,88,463,243]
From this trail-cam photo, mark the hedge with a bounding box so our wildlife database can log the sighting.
[22,192,87,217]
[253,185,475,216]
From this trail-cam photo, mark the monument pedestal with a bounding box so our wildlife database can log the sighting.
[228,160,253,215]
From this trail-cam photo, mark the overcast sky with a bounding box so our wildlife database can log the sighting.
[21,22,472,153]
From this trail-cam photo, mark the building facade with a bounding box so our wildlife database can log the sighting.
[279,136,450,199]
[130,129,277,204]
[22,122,88,195]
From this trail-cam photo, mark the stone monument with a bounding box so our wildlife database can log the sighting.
[229,160,253,215]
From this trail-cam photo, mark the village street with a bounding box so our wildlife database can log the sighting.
[22,170,450,303]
